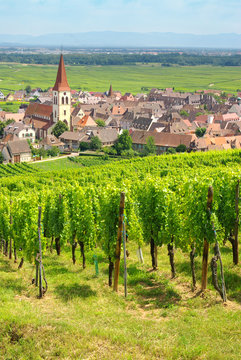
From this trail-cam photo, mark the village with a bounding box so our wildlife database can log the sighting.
[0,54,241,164]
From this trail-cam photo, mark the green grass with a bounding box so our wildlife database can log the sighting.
[0,101,28,113]
[0,242,240,359]
[31,157,84,171]
[0,63,241,95]
[31,155,118,171]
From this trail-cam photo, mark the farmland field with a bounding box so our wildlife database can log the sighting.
[0,63,241,95]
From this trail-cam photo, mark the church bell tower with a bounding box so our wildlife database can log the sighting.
[53,54,71,129]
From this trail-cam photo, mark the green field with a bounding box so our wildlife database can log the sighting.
[0,101,28,112]
[0,63,241,95]
[31,157,84,171]
[31,155,119,171]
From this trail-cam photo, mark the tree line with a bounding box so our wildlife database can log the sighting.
[0,53,241,66]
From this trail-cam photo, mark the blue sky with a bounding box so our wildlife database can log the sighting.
[0,0,240,35]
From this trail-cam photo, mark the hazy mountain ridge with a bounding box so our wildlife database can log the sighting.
[0,32,241,48]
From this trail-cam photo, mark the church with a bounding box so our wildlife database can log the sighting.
[24,54,71,139]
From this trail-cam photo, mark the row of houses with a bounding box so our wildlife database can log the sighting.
[1,54,241,162]
[2,99,241,159]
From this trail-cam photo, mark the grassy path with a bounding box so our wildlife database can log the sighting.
[0,243,241,359]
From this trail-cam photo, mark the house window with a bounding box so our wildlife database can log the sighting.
[66,97,68,105]
[62,97,64,104]
[55,111,57,118]
[64,110,66,115]
[64,92,66,95]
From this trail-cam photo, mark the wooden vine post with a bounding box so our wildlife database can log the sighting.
[38,206,43,298]
[123,219,127,297]
[113,192,125,292]
[9,199,12,260]
[201,186,213,292]
[55,194,62,256]
[233,180,239,265]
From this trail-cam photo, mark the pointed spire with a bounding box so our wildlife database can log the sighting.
[53,54,70,91]
[108,84,113,97]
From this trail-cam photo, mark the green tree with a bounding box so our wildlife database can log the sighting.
[0,152,4,164]
[95,119,106,127]
[52,121,68,138]
[103,146,117,155]
[176,144,187,153]
[90,136,102,150]
[121,149,135,157]
[5,119,15,125]
[0,120,15,138]
[180,110,189,117]
[166,147,176,154]
[25,85,31,94]
[79,141,90,151]
[144,136,156,155]
[114,130,132,155]
[39,148,48,158]
[0,122,5,138]
[195,127,206,138]
[47,146,60,157]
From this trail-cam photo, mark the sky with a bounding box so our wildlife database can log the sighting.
[0,0,240,35]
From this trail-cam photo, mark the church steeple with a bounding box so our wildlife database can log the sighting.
[53,54,70,92]
[108,84,113,97]
[52,54,71,128]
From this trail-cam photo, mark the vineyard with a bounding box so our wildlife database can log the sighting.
[0,162,39,178]
[1,150,241,359]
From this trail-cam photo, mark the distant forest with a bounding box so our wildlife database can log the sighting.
[0,53,241,66]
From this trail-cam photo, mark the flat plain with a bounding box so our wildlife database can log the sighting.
[0,63,241,94]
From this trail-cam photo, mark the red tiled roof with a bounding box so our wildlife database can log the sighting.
[77,115,89,126]
[221,113,239,121]
[182,119,192,127]
[8,139,31,155]
[32,119,50,129]
[2,133,15,143]
[53,55,70,92]
[111,105,126,115]
[5,113,25,122]
[75,115,95,127]
[195,115,208,123]
[25,103,52,118]
[131,130,193,148]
